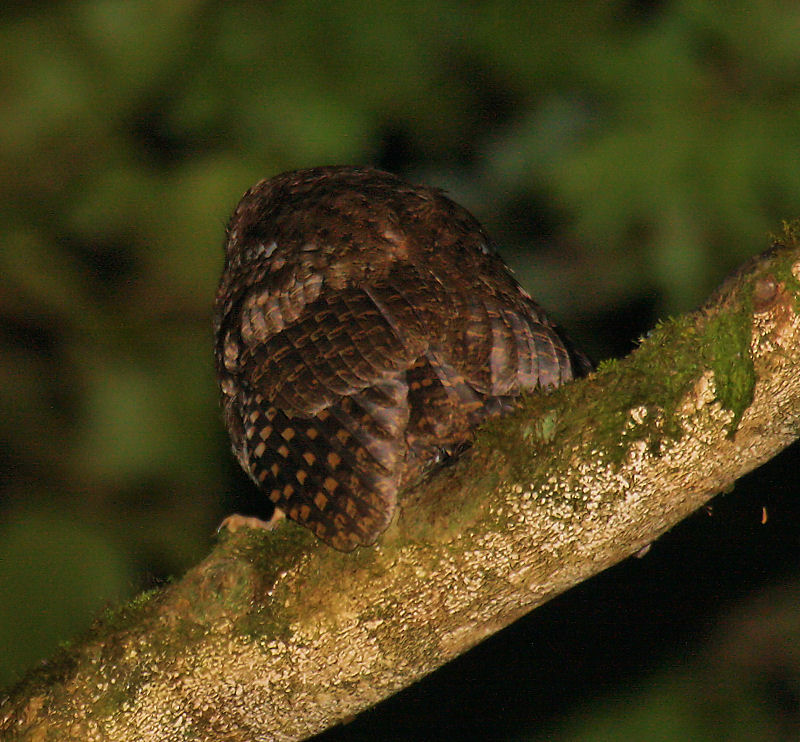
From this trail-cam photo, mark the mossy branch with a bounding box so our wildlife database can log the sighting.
[4,228,800,741]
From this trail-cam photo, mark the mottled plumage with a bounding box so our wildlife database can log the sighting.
[214,166,589,551]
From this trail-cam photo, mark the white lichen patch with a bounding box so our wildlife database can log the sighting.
[675,370,724,419]
[752,288,800,356]
[628,405,648,425]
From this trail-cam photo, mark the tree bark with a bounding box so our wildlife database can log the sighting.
[3,229,800,742]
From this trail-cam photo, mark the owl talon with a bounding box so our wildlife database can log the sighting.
[217,510,286,534]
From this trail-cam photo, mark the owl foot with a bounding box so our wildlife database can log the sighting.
[217,510,286,534]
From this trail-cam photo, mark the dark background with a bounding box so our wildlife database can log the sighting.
[2,2,800,739]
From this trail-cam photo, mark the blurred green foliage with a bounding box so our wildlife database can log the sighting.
[1,0,799,737]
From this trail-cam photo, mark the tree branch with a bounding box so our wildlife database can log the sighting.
[4,228,800,741]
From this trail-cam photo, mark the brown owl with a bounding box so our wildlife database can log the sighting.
[214,166,589,551]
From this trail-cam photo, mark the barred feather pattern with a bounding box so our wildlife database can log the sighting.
[214,166,590,551]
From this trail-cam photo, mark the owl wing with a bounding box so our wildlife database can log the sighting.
[428,249,586,399]
[452,293,580,395]
[234,263,442,550]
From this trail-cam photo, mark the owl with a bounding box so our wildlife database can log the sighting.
[214,166,589,551]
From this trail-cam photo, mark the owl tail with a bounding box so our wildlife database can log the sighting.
[242,378,409,551]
